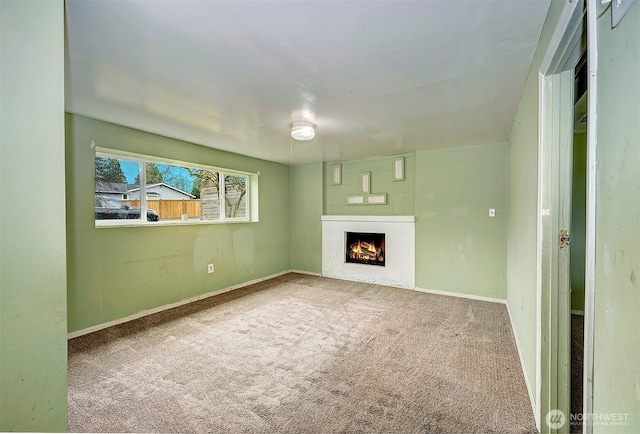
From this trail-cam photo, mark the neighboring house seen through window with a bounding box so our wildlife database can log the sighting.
[95,150,252,226]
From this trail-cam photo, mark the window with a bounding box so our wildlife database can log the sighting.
[224,174,248,219]
[95,155,142,223]
[95,150,254,226]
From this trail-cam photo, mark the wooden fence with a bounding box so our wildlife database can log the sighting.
[123,200,202,220]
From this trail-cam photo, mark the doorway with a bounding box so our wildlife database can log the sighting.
[536,0,596,432]
[570,51,588,434]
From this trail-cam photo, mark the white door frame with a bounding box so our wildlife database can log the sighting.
[536,0,597,432]
[583,1,598,432]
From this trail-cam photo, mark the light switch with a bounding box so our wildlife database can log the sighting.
[489,209,496,217]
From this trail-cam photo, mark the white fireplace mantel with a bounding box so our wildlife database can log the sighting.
[321,215,415,223]
[321,215,415,288]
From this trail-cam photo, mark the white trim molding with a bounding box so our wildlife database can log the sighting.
[583,2,598,430]
[536,1,594,431]
[321,215,415,223]
[539,0,584,75]
[67,270,291,339]
[413,286,535,419]
[331,164,342,185]
[393,157,405,181]
[412,287,506,305]
[361,172,370,193]
[291,270,323,277]
[507,303,537,421]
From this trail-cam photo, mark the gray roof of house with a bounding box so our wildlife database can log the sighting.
[127,182,195,198]
[95,181,138,193]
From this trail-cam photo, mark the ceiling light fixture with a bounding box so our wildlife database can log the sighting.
[290,121,315,141]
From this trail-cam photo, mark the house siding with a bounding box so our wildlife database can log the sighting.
[128,184,194,200]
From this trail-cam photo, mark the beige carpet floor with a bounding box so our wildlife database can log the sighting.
[68,273,537,433]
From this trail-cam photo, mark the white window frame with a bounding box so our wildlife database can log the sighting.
[221,172,250,222]
[95,148,254,227]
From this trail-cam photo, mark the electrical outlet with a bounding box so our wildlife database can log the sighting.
[489,208,496,217]
[207,264,214,274]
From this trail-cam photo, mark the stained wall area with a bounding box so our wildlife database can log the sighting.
[414,143,508,299]
[0,1,68,430]
[291,163,323,274]
[592,1,640,431]
[66,114,292,333]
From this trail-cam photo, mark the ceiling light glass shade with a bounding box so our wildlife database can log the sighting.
[290,121,315,141]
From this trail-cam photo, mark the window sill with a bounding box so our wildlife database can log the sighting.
[95,218,252,228]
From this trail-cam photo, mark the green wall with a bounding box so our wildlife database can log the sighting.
[506,0,565,406]
[323,153,415,216]
[415,142,508,299]
[291,163,323,274]
[593,1,640,431]
[0,1,68,430]
[571,132,587,311]
[312,144,508,299]
[66,114,292,333]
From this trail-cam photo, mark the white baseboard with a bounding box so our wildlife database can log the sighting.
[412,287,506,305]
[67,270,291,339]
[290,270,323,277]
[68,271,539,427]
[412,286,536,422]
[506,303,537,427]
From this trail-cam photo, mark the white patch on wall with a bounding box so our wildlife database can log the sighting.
[465,235,473,251]
[450,207,469,217]
[321,215,415,288]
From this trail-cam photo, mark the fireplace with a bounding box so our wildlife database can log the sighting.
[345,232,385,266]
[323,216,414,288]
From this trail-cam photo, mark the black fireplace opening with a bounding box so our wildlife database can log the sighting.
[345,232,385,266]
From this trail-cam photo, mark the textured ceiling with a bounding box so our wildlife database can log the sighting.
[65,0,551,165]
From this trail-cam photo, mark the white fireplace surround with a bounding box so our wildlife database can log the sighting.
[321,215,415,288]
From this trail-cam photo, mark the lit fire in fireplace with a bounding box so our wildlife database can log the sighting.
[349,240,383,262]
[346,232,385,266]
